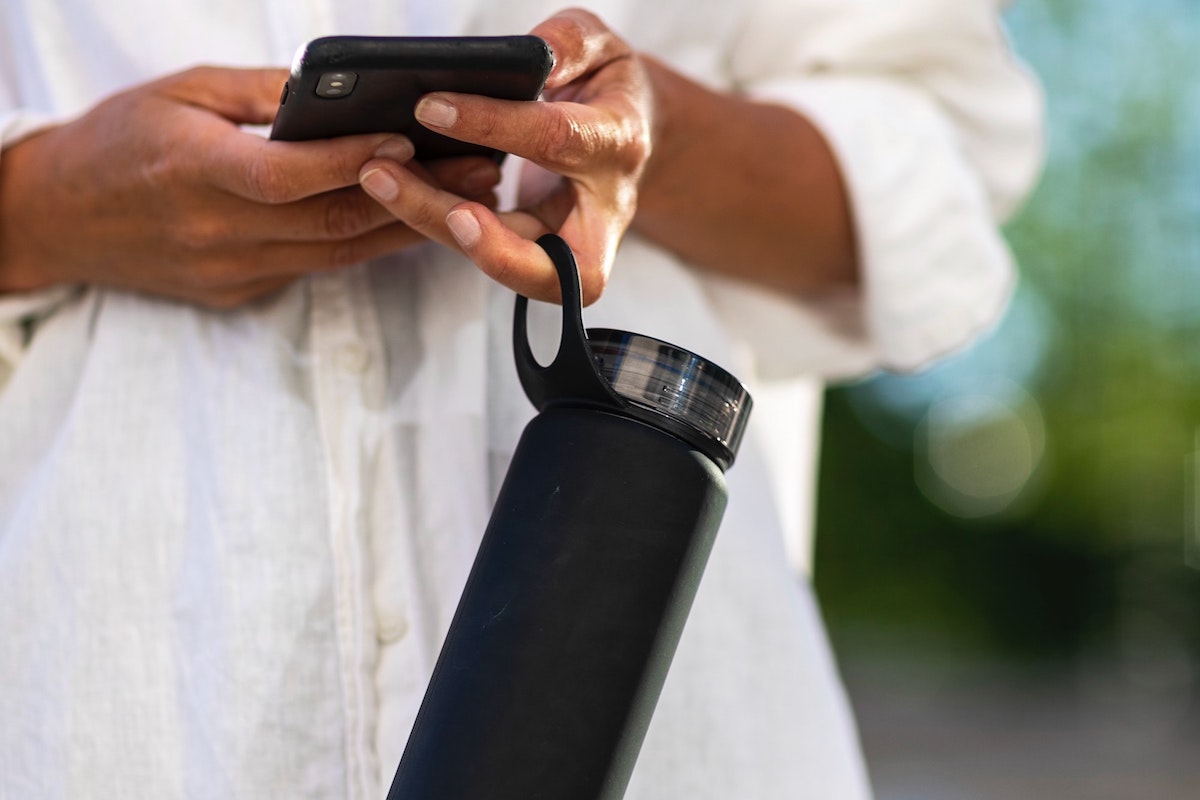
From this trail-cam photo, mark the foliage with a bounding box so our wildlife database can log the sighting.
[814,0,1200,668]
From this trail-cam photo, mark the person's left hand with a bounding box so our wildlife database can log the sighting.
[356,8,653,305]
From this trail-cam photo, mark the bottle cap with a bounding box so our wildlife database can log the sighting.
[514,235,754,470]
[587,328,752,467]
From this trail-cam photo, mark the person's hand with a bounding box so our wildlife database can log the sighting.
[0,66,503,307]
[356,9,653,305]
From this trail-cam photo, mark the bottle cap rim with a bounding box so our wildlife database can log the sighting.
[587,328,752,463]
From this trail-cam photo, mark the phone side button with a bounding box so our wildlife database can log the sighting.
[279,82,289,105]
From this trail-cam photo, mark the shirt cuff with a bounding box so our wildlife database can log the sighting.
[706,75,1017,378]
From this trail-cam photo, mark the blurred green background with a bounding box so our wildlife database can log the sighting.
[813,1,1200,796]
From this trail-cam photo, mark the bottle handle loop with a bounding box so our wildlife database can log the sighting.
[513,234,625,412]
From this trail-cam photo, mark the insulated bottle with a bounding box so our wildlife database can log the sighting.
[385,235,752,800]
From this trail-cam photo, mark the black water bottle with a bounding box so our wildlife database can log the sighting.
[385,235,753,800]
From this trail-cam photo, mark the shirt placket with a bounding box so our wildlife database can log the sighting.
[308,267,386,800]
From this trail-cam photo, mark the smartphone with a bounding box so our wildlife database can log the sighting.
[269,35,554,161]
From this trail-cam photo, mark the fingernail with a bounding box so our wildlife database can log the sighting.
[415,97,458,129]
[446,208,482,248]
[360,168,399,202]
[374,136,414,162]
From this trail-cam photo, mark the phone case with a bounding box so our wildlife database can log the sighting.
[269,35,554,161]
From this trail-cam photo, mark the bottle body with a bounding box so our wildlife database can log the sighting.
[386,405,727,800]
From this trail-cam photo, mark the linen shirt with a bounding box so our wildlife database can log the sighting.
[0,1,1043,798]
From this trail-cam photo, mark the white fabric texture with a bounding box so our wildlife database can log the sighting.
[0,0,1043,798]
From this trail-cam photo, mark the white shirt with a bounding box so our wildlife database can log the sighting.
[0,1,1043,798]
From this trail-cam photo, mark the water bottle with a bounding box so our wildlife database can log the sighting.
[385,234,752,800]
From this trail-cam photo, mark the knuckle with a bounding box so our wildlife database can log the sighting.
[468,105,504,143]
[322,193,376,240]
[536,112,589,171]
[175,245,256,292]
[206,277,290,308]
[180,65,216,85]
[401,195,445,234]
[326,239,367,272]
[178,64,214,81]
[485,252,518,289]
[138,141,192,192]
[538,9,627,82]
[547,10,593,56]
[191,259,242,291]
[172,215,227,254]
[245,153,293,204]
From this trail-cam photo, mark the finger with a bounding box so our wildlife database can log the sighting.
[208,132,416,204]
[180,185,399,246]
[400,160,500,211]
[549,202,618,305]
[414,91,642,179]
[448,201,614,306]
[157,66,291,126]
[527,9,631,89]
[151,66,419,202]
[251,221,429,276]
[422,156,503,199]
[186,275,297,310]
[358,158,472,250]
[446,202,561,301]
[197,222,428,287]
[358,158,610,304]
[102,263,298,310]
[358,154,560,297]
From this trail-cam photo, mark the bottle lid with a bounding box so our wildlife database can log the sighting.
[587,328,752,466]
[514,235,754,471]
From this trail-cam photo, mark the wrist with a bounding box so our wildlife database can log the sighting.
[626,56,859,293]
[0,129,68,294]
[634,55,690,220]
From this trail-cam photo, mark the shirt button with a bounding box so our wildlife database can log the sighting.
[337,343,370,374]
[378,615,410,644]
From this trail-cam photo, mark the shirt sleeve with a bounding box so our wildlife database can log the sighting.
[702,0,1045,379]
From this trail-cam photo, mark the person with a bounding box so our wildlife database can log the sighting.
[0,1,1042,798]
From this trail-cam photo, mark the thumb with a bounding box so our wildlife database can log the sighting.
[157,66,289,126]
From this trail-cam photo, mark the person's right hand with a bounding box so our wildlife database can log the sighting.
[0,66,503,307]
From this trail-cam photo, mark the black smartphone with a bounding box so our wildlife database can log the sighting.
[269,35,554,161]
